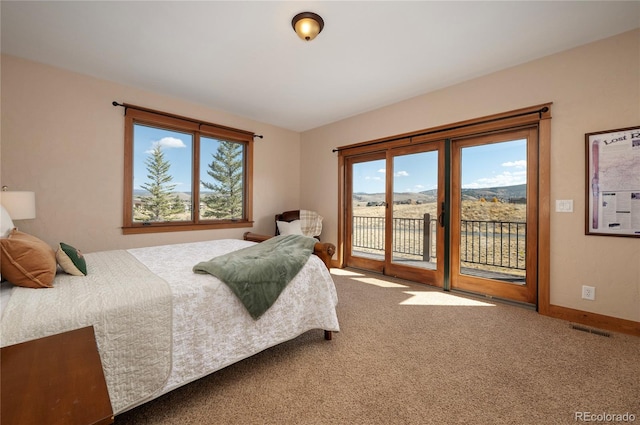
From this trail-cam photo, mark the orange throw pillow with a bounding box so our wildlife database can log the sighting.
[0,229,56,288]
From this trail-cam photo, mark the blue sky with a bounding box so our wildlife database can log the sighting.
[353,139,527,194]
[461,139,527,189]
[133,124,221,191]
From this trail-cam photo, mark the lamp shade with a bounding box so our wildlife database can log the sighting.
[0,191,36,220]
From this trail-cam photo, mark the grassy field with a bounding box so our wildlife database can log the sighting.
[352,199,527,277]
[353,199,526,222]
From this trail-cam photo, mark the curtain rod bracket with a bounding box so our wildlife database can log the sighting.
[112,101,127,115]
[539,106,549,118]
[254,134,263,139]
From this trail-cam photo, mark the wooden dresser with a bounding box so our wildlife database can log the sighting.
[1,326,113,425]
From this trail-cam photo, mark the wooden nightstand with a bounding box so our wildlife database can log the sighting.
[1,326,113,425]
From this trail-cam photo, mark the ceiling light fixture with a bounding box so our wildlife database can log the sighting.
[291,12,324,41]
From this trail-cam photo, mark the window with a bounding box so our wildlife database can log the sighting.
[122,106,254,234]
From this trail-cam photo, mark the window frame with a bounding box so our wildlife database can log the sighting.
[122,106,254,234]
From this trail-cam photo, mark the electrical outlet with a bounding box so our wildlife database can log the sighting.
[582,285,595,301]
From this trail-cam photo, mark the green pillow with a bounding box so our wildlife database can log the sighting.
[56,242,87,276]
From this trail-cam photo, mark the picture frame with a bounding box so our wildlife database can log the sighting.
[585,125,640,237]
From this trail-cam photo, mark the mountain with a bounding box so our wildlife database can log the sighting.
[353,184,526,203]
[460,184,526,201]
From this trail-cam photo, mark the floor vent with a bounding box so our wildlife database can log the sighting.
[571,324,611,337]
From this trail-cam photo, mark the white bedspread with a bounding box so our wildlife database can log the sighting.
[0,239,340,415]
[0,250,173,414]
[128,239,340,404]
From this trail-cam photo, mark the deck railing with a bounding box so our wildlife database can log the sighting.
[352,215,526,270]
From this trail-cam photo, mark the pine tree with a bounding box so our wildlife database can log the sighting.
[201,141,243,219]
[137,146,184,222]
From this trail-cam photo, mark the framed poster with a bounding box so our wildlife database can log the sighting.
[585,125,640,237]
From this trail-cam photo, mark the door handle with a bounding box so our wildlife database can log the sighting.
[438,202,445,227]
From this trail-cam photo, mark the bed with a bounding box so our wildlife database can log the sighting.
[0,210,340,415]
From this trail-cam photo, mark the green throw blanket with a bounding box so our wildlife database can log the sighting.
[193,235,318,319]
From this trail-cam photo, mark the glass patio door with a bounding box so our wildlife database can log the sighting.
[345,142,445,287]
[386,143,445,286]
[345,153,387,273]
[450,128,538,304]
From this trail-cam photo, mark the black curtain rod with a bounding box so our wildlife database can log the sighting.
[112,101,263,139]
[332,106,549,153]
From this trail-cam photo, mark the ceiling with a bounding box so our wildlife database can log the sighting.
[2,1,639,132]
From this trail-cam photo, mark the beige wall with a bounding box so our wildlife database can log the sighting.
[1,55,301,252]
[2,30,638,323]
[300,29,640,322]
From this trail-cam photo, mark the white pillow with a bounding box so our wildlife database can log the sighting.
[277,220,303,236]
[0,205,15,238]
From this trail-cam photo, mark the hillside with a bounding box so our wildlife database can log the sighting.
[353,184,527,222]
[460,184,526,201]
[353,184,526,205]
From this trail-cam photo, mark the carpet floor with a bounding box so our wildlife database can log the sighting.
[116,268,639,424]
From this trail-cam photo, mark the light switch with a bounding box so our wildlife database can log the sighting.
[555,200,573,212]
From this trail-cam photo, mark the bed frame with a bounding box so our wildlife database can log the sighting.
[243,232,336,340]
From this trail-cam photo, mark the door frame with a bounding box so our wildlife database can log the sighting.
[343,152,387,274]
[336,104,551,310]
[449,127,539,304]
[342,142,447,286]
[384,141,446,287]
